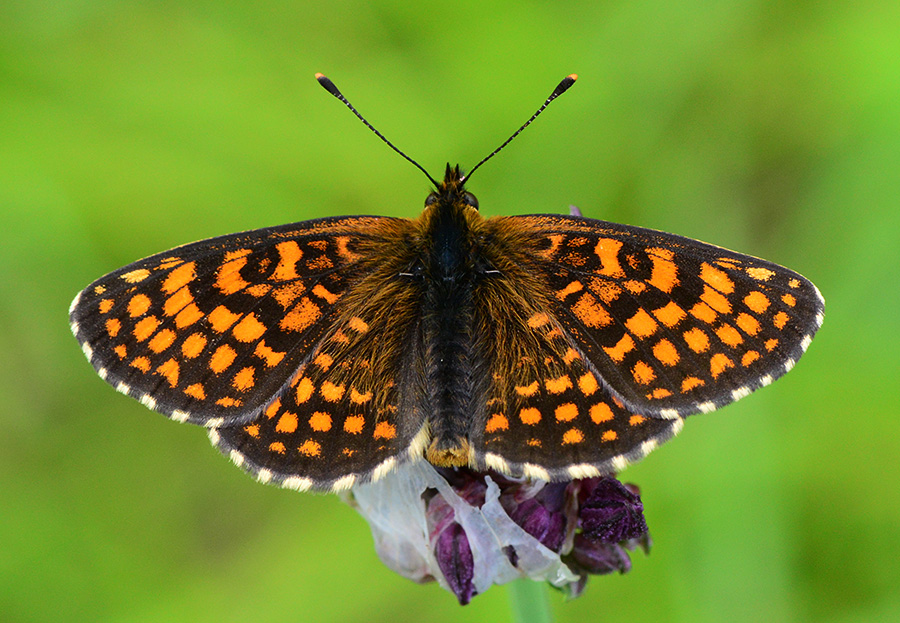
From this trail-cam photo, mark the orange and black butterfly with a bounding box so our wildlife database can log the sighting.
[69,74,823,492]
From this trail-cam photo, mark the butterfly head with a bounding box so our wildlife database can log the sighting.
[424,163,480,211]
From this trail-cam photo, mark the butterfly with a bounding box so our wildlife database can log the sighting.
[69,74,824,492]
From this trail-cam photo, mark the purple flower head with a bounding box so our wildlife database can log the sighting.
[579,477,648,544]
[342,462,650,604]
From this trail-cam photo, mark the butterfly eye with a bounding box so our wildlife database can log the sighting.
[425,193,438,207]
[463,192,479,210]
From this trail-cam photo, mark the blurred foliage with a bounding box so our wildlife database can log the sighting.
[1,1,899,622]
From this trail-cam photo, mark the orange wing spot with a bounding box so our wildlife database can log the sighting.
[314,352,334,370]
[736,312,760,336]
[747,267,776,281]
[629,415,646,426]
[701,285,731,314]
[741,350,760,367]
[232,366,256,392]
[157,257,182,270]
[700,262,734,294]
[308,240,328,251]
[174,303,203,328]
[562,428,584,444]
[788,278,801,288]
[567,236,589,247]
[232,313,267,343]
[561,251,587,267]
[527,312,550,328]
[519,407,542,425]
[604,333,635,363]
[765,338,779,351]
[99,298,114,314]
[156,358,179,387]
[298,440,321,457]
[105,318,121,337]
[344,415,365,434]
[348,316,369,333]
[594,238,626,278]
[276,411,298,433]
[184,383,206,400]
[744,291,770,314]
[689,301,718,324]
[163,288,193,317]
[539,234,564,259]
[601,430,618,442]
[162,261,196,294]
[224,248,252,261]
[309,411,332,432]
[773,311,789,329]
[350,388,372,404]
[122,268,150,283]
[623,280,647,295]
[320,381,345,402]
[555,280,583,300]
[632,360,656,385]
[149,328,176,353]
[331,329,350,344]
[515,381,539,397]
[217,397,242,407]
[647,247,679,293]
[485,413,509,433]
[208,305,240,333]
[214,256,249,295]
[281,297,322,332]
[681,376,704,391]
[555,403,578,422]
[312,284,340,304]
[563,348,580,364]
[572,292,613,328]
[272,241,303,280]
[653,301,686,327]
[264,398,281,419]
[781,293,797,307]
[335,235,361,261]
[683,327,710,353]
[373,422,396,440]
[273,283,305,308]
[625,308,658,339]
[209,344,237,374]
[342,448,356,457]
[546,327,564,340]
[545,375,573,394]
[94,285,107,294]
[295,377,315,403]
[578,372,599,396]
[710,353,734,379]
[114,344,128,359]
[127,294,151,317]
[246,283,272,297]
[306,255,334,271]
[254,340,285,367]
[590,402,614,424]
[181,332,207,358]
[269,441,286,454]
[130,356,151,372]
[527,438,542,447]
[591,278,622,302]
[648,388,672,399]
[716,323,743,347]
[652,338,680,366]
[244,424,260,438]
[133,315,160,342]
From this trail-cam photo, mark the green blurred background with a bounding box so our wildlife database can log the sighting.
[2,1,898,621]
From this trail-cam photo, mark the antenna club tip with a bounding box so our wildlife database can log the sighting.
[315,72,326,80]
[568,73,578,81]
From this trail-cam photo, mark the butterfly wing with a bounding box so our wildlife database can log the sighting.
[465,213,823,478]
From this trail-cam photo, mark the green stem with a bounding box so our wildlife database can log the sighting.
[508,578,553,623]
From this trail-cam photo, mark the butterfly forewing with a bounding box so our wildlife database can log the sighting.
[491,215,824,420]
[69,216,397,427]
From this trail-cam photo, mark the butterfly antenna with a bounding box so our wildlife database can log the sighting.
[463,74,578,183]
[316,73,440,188]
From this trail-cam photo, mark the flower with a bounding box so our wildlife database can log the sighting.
[341,460,650,604]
